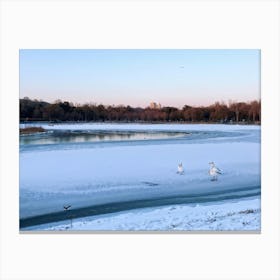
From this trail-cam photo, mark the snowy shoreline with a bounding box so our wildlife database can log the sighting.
[23,197,261,231]
[20,184,260,229]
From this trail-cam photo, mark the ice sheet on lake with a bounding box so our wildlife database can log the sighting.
[20,122,260,132]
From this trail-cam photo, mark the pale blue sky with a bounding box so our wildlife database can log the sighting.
[20,49,260,108]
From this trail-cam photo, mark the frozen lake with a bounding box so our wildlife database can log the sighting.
[19,123,261,230]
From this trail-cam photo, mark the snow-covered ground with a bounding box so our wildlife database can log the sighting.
[19,123,261,231]
[25,197,260,231]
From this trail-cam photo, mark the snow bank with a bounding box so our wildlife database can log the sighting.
[25,197,260,231]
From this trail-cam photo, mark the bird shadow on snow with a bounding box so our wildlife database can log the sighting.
[141,181,159,186]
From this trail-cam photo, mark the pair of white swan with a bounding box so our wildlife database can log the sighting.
[177,161,222,181]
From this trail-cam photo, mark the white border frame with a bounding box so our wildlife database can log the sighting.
[1,0,279,279]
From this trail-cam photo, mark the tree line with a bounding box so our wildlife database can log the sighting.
[20,97,261,124]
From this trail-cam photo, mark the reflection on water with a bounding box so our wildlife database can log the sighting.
[20,130,188,145]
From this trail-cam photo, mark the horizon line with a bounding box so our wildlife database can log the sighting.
[20,96,261,109]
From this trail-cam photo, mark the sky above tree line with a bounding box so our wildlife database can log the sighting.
[20,49,260,108]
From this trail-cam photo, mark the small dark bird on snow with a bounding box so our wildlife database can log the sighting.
[63,205,71,211]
